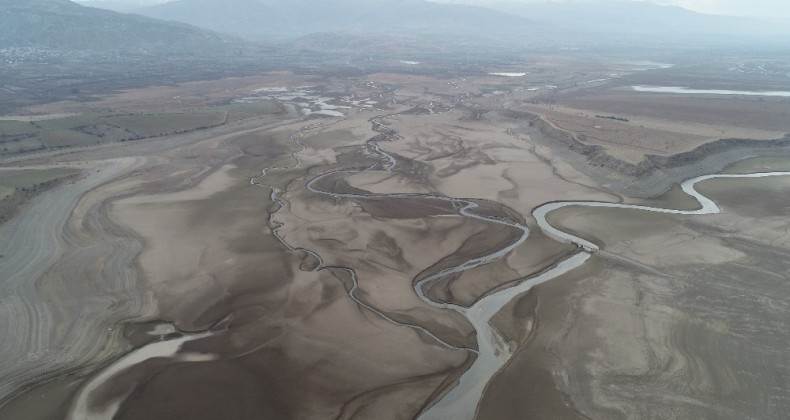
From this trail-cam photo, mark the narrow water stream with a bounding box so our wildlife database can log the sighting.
[422,171,790,420]
[263,117,790,419]
[64,114,790,420]
[68,330,214,420]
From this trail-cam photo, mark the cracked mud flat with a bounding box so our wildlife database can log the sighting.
[1,72,790,420]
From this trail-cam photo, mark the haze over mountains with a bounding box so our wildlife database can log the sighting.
[130,0,535,40]
[481,1,776,36]
[0,0,246,56]
[5,0,788,57]
[81,0,790,50]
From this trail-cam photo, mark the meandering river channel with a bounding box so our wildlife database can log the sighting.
[64,115,790,419]
[271,117,790,419]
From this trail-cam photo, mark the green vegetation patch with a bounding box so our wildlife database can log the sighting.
[1,101,284,156]
[39,130,103,148]
[1,110,232,155]
[0,168,82,222]
[0,186,14,200]
[99,111,227,137]
[595,115,630,122]
[222,100,284,122]
[34,115,93,131]
[0,168,80,190]
[0,120,39,137]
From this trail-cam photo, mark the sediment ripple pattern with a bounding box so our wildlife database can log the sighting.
[32,111,790,420]
[273,117,790,419]
[423,171,790,419]
[0,157,148,403]
[252,117,790,419]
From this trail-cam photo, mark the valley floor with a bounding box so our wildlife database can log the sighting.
[1,62,789,419]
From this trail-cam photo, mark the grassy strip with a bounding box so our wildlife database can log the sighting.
[0,168,82,223]
[1,100,285,156]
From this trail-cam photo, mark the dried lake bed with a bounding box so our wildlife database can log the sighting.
[2,65,790,419]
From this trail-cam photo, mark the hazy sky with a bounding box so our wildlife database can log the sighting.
[80,0,790,21]
[655,0,790,19]
[434,0,790,20]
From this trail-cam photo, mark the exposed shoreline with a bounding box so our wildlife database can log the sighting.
[3,68,790,420]
[504,109,790,197]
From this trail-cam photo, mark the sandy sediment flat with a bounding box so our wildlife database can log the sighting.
[0,157,150,403]
[373,111,615,208]
[13,108,482,418]
[0,113,80,122]
[277,184,482,348]
[0,110,300,416]
[4,68,790,420]
[723,155,790,174]
[559,89,790,133]
[518,102,784,161]
[428,222,576,307]
[480,258,604,420]
[485,175,790,419]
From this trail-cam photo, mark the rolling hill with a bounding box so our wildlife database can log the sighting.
[130,0,537,40]
[0,0,247,55]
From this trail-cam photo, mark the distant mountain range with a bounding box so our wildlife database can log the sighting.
[72,0,790,48]
[125,0,537,40]
[5,0,790,58]
[480,1,781,36]
[0,0,246,55]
